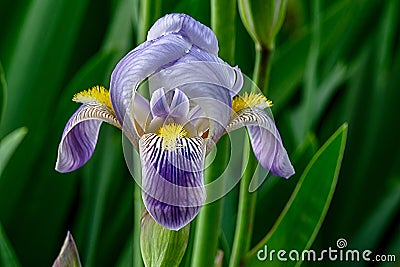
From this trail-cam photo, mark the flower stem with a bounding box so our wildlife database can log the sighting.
[191,136,229,267]
[229,46,273,267]
[134,2,161,266]
[137,0,161,43]
[133,180,143,267]
[191,1,236,266]
[253,45,273,95]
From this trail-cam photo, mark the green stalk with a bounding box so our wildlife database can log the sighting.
[191,136,229,267]
[134,2,161,266]
[210,0,237,63]
[191,1,236,266]
[253,45,273,95]
[137,0,161,43]
[133,177,143,267]
[229,46,272,267]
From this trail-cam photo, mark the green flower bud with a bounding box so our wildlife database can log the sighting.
[140,212,190,267]
[238,0,288,50]
[52,231,82,267]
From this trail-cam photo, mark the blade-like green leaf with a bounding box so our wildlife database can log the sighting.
[0,62,6,127]
[269,0,379,114]
[0,222,20,267]
[115,230,134,267]
[352,177,400,250]
[0,127,28,177]
[245,123,348,267]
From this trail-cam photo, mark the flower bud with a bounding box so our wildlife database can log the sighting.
[52,231,82,267]
[140,211,190,267]
[238,0,288,50]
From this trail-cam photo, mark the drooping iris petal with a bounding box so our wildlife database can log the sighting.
[226,107,295,178]
[55,105,120,173]
[147,13,219,55]
[139,133,206,230]
[110,33,191,139]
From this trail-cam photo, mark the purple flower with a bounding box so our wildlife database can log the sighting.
[55,13,294,230]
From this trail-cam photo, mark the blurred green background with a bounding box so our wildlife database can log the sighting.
[0,0,399,266]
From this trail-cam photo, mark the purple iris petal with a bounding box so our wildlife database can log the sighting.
[150,88,170,117]
[149,50,243,98]
[149,63,237,152]
[147,13,219,55]
[110,33,191,136]
[56,105,120,173]
[183,87,232,153]
[150,88,190,121]
[132,92,152,131]
[169,88,190,118]
[249,124,294,178]
[175,45,243,96]
[188,105,208,135]
[139,133,206,230]
[227,108,295,178]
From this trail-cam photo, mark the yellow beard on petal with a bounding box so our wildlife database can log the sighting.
[158,123,188,150]
[232,92,273,113]
[72,85,113,110]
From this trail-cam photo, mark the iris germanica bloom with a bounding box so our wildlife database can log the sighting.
[55,14,294,230]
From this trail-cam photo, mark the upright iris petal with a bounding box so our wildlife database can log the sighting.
[147,13,219,55]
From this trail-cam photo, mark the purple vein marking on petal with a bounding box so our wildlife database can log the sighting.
[227,107,295,178]
[56,106,102,173]
[139,133,206,230]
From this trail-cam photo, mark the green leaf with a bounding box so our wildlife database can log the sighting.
[0,222,21,267]
[352,177,400,249]
[0,61,6,126]
[269,0,379,114]
[137,0,161,43]
[115,230,133,267]
[245,123,348,267]
[0,1,91,250]
[0,127,28,177]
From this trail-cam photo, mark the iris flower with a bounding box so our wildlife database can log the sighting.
[55,14,294,230]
